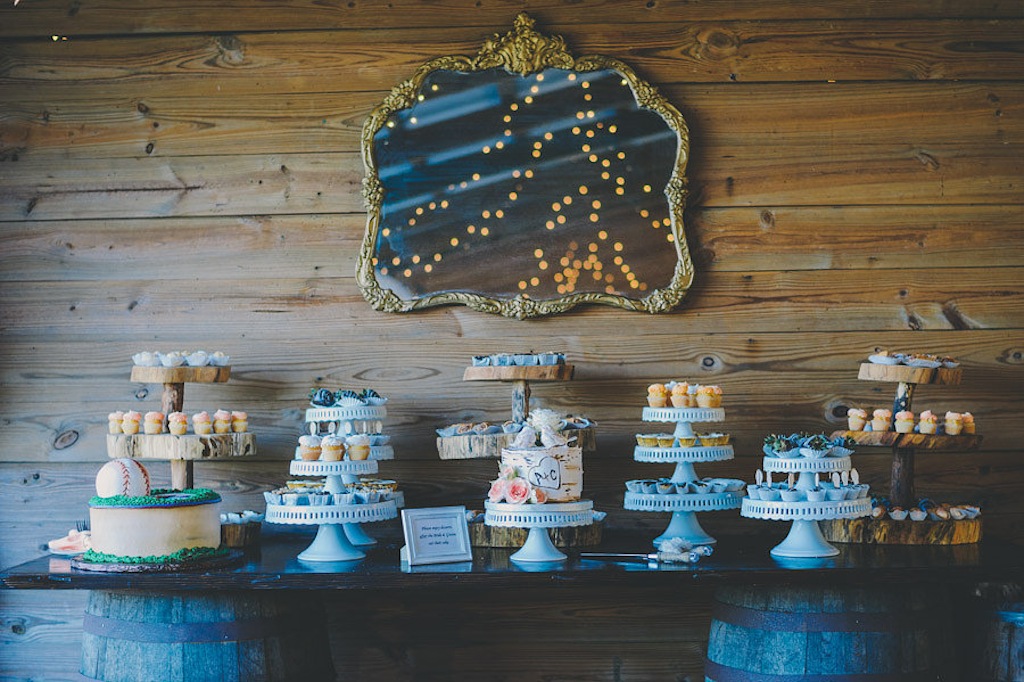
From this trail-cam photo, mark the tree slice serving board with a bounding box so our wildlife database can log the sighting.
[107,433,256,460]
[832,430,983,451]
[857,362,961,385]
[820,517,981,545]
[130,365,231,384]
[463,364,574,382]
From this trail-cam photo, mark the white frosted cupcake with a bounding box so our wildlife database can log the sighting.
[321,433,345,461]
[298,434,322,461]
[345,434,371,461]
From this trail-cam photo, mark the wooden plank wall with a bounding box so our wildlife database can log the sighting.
[1,1,1022,679]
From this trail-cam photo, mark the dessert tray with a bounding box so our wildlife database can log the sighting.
[485,500,593,563]
[624,403,741,548]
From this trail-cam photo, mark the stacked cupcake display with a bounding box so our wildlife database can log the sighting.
[623,382,746,548]
[741,433,871,558]
[263,388,402,562]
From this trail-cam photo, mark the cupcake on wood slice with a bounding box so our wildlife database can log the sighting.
[121,411,142,435]
[847,407,868,431]
[944,411,963,435]
[962,412,976,434]
[231,411,248,433]
[918,410,938,435]
[192,411,212,435]
[144,411,165,435]
[108,411,125,435]
[212,409,232,434]
[895,410,915,434]
[871,408,892,432]
[168,412,188,435]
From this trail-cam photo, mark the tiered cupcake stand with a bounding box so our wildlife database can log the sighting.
[742,455,871,558]
[111,364,255,489]
[824,362,983,544]
[624,406,742,548]
[484,501,593,563]
[264,404,402,561]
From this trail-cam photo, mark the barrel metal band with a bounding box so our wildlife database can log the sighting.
[83,612,302,643]
[704,658,938,682]
[712,599,935,633]
[996,609,1024,625]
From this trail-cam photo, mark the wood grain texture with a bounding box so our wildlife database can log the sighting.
[821,517,983,545]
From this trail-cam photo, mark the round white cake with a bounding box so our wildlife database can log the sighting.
[89,494,222,557]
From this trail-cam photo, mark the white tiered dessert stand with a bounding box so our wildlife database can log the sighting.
[484,501,593,563]
[741,455,871,558]
[305,405,401,546]
[624,406,742,548]
[265,459,398,561]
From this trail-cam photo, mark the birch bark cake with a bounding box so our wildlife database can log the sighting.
[487,410,583,504]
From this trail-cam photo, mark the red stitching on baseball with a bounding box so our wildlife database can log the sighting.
[117,460,131,495]
[135,460,150,492]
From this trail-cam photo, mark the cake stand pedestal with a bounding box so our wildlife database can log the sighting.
[625,407,740,548]
[266,460,398,561]
[484,501,593,563]
[742,455,871,558]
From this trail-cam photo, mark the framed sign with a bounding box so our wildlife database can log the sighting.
[400,506,473,565]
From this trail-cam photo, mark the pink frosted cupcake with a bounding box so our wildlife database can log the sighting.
[143,411,165,435]
[944,411,963,435]
[695,385,723,408]
[168,411,188,435]
[192,411,212,435]
[231,410,248,433]
[895,410,915,433]
[670,382,692,407]
[847,408,868,431]
[121,410,142,435]
[108,411,125,435]
[213,409,232,434]
[647,383,669,408]
[918,410,938,434]
[871,408,892,432]
[962,412,975,434]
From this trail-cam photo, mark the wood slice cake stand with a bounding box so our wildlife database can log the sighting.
[484,500,593,563]
[822,362,982,545]
[114,365,254,489]
[437,364,595,460]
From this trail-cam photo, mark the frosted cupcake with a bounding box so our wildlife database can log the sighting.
[212,409,232,434]
[944,411,963,435]
[231,410,248,433]
[121,410,142,435]
[108,411,125,435]
[298,434,322,461]
[647,383,669,408]
[168,411,188,435]
[144,411,165,435]
[847,407,868,431]
[346,434,371,461]
[192,411,212,435]
[320,433,345,461]
[695,385,723,408]
[670,382,692,407]
[894,410,915,433]
[918,410,938,434]
[871,408,892,432]
[962,412,975,434]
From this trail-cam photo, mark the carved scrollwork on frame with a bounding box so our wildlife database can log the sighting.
[358,13,694,319]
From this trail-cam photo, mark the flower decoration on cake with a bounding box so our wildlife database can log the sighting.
[487,463,548,504]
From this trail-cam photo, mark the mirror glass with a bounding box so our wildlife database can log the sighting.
[359,14,694,318]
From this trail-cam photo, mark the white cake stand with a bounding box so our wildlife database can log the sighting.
[484,500,593,563]
[626,407,739,547]
[742,455,871,558]
[265,459,399,561]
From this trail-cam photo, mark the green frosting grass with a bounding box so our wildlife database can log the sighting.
[89,488,220,507]
[81,545,228,565]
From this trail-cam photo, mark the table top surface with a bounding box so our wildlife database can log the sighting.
[4,528,1023,592]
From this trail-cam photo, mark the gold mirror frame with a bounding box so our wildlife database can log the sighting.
[358,13,694,319]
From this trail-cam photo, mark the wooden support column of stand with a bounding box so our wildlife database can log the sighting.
[162,382,193,490]
[890,380,915,509]
[511,380,530,424]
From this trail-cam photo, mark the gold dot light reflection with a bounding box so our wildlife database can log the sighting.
[374,67,676,298]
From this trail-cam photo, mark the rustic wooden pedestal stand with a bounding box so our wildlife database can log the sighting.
[108,365,255,489]
[823,362,982,545]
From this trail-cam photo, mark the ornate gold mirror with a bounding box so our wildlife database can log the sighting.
[359,13,693,318]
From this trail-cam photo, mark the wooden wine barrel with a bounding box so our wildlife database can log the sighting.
[970,601,1024,681]
[81,591,335,682]
[705,585,950,681]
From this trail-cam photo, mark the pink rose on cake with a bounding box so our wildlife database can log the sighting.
[529,486,548,504]
[487,477,508,503]
[505,477,531,504]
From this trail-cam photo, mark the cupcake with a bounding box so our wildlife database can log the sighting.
[143,411,165,435]
[962,412,975,434]
[213,409,232,434]
[192,411,212,435]
[646,383,669,408]
[695,385,723,408]
[121,410,142,435]
[231,410,248,433]
[871,408,892,432]
[895,410,915,434]
[298,434,322,461]
[670,382,692,407]
[918,410,938,435]
[346,434,371,461]
[944,411,963,435]
[846,407,868,431]
[168,411,188,435]
[320,433,345,461]
[108,411,125,435]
